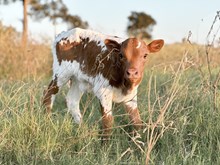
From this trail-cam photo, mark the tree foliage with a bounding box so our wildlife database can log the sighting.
[0,0,19,4]
[0,0,88,47]
[30,0,88,29]
[127,11,156,39]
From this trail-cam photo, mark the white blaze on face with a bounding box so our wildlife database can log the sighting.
[136,41,141,49]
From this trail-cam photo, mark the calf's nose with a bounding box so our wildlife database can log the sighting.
[126,68,139,79]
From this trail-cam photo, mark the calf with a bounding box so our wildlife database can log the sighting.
[43,28,164,138]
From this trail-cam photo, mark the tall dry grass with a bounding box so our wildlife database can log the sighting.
[0,22,52,80]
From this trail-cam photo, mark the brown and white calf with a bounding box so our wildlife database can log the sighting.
[43,28,164,137]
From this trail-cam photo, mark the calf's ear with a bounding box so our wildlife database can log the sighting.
[104,39,121,52]
[146,39,164,53]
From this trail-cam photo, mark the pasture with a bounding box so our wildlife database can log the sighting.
[0,24,220,164]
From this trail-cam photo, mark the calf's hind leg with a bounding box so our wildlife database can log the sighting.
[66,81,83,124]
[43,74,71,113]
[42,76,59,113]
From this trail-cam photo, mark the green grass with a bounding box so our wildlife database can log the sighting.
[0,66,220,164]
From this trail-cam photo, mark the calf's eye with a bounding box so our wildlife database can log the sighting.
[144,54,147,59]
[119,53,123,59]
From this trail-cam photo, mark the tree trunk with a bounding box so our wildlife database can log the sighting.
[22,0,28,49]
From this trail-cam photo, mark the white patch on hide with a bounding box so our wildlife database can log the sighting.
[124,95,138,110]
[112,86,138,104]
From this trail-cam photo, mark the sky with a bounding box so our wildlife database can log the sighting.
[0,0,220,44]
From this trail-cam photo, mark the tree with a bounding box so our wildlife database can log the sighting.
[0,0,28,48]
[127,11,156,40]
[22,0,28,48]
[30,0,88,34]
[0,0,88,48]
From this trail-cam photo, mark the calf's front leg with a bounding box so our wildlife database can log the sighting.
[100,104,114,141]
[124,99,142,130]
[97,89,114,141]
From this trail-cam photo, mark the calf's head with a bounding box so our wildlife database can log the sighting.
[105,38,164,87]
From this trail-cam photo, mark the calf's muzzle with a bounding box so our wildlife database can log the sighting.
[125,68,140,80]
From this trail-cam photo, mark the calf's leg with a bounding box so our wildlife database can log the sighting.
[42,73,71,113]
[43,76,59,113]
[124,99,142,130]
[100,104,114,141]
[96,88,113,141]
[66,81,83,124]
[125,106,142,130]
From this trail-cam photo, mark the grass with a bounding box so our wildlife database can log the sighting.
[0,22,52,80]
[0,21,220,164]
[1,67,220,164]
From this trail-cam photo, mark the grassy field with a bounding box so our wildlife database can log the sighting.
[0,22,220,164]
